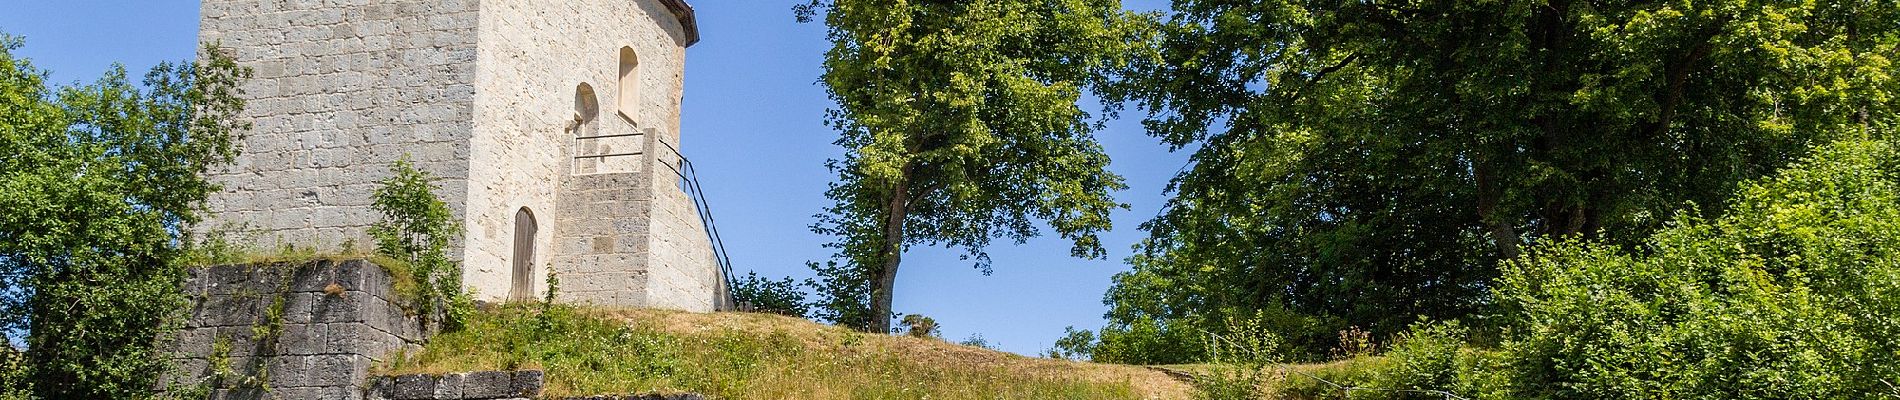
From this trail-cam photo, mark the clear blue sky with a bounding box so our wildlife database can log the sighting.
[0,0,1184,357]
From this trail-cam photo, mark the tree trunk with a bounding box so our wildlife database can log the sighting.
[1473,160,1522,260]
[867,168,912,334]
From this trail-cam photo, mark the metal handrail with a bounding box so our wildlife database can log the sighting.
[574,151,643,160]
[654,138,739,310]
[574,131,646,159]
[575,132,644,140]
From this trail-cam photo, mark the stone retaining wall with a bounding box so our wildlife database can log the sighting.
[169,259,710,399]
[168,259,434,400]
[368,371,543,400]
[368,371,706,400]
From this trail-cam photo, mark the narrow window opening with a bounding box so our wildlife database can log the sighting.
[618,47,640,123]
[572,83,602,174]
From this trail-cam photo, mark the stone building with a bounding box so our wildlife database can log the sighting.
[196,0,729,311]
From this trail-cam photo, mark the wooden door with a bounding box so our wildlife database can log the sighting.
[509,208,537,301]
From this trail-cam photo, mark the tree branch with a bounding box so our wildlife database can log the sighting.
[1286,53,1362,104]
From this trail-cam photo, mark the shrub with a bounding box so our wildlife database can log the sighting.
[1360,322,1475,400]
[1191,313,1284,400]
[900,314,939,338]
[731,271,808,317]
[1093,316,1206,365]
[1262,357,1388,400]
[369,157,474,330]
[1047,326,1097,360]
[1258,322,1495,400]
[1495,140,1900,398]
[957,334,997,350]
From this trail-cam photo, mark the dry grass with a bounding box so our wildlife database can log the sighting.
[383,305,1192,399]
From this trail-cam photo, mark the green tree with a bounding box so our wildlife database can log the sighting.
[1101,0,1900,351]
[799,0,1151,333]
[0,34,249,398]
[370,156,473,330]
[1494,140,1900,397]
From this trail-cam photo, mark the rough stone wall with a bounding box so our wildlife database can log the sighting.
[460,0,692,302]
[197,0,481,252]
[643,135,723,311]
[551,171,652,306]
[368,371,544,400]
[198,0,721,310]
[368,371,710,400]
[168,260,432,400]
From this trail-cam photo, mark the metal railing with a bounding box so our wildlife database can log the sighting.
[654,138,740,310]
[572,131,645,160]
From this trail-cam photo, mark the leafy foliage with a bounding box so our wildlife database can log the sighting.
[1262,322,1494,400]
[1,345,26,399]
[1493,140,1900,398]
[0,33,249,398]
[1247,140,1900,399]
[369,157,473,330]
[1046,326,1096,361]
[898,314,939,338]
[1096,303,1342,364]
[803,260,872,329]
[1102,0,1900,351]
[1190,313,1284,400]
[800,0,1150,332]
[956,334,996,350]
[1091,316,1205,365]
[731,271,809,317]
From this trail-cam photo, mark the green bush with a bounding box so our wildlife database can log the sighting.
[900,314,940,338]
[1261,322,1490,400]
[1047,326,1097,360]
[731,271,808,317]
[1095,303,1343,365]
[1360,322,1464,399]
[370,157,474,330]
[1191,313,1286,400]
[1495,140,1900,398]
[1093,316,1207,365]
[1263,357,1387,400]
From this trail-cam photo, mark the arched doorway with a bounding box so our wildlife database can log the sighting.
[509,207,538,301]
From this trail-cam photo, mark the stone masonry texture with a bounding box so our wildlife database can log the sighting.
[196,0,726,311]
[167,259,434,400]
[369,371,708,400]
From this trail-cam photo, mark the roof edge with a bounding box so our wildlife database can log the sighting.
[657,0,700,47]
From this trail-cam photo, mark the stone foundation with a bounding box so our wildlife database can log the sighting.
[168,259,434,400]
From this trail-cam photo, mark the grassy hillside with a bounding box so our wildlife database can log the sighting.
[381,305,1191,399]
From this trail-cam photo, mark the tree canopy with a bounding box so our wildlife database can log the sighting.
[801,0,1151,332]
[0,35,248,397]
[1098,0,1900,358]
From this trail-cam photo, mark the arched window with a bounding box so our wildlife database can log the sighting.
[573,83,603,174]
[575,83,600,127]
[509,207,538,302]
[617,47,640,122]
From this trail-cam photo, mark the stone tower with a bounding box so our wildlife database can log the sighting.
[196,0,728,311]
